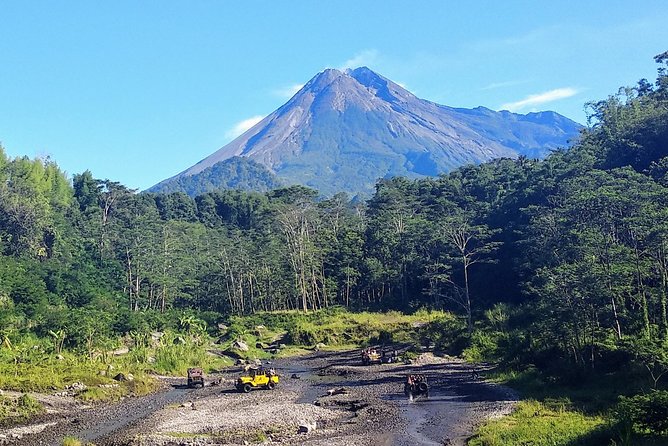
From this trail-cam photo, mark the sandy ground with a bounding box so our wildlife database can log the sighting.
[0,350,518,446]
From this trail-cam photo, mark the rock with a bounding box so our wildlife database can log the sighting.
[255,342,266,349]
[235,358,247,366]
[151,331,164,343]
[113,373,128,382]
[291,374,300,379]
[255,325,266,330]
[67,382,88,392]
[217,323,228,332]
[314,343,326,351]
[231,340,249,352]
[224,350,244,360]
[279,343,287,349]
[147,356,156,364]
[112,346,129,356]
[126,373,134,381]
[55,354,64,360]
[298,420,317,433]
[326,387,348,396]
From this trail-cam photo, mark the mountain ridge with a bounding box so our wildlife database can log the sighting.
[150,67,582,196]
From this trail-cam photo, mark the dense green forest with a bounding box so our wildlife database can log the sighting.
[1,52,668,442]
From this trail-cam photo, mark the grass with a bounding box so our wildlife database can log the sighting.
[61,437,82,446]
[471,367,668,446]
[469,400,606,446]
[226,307,454,352]
[0,394,44,424]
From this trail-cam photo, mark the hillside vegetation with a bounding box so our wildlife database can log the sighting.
[0,52,667,444]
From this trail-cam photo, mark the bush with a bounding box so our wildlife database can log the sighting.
[616,390,668,434]
[61,437,82,446]
[462,330,503,363]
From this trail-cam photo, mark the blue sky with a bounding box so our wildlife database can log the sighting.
[1,1,667,190]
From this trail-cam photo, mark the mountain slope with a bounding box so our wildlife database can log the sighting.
[151,67,582,196]
[149,157,281,196]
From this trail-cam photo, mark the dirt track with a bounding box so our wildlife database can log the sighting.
[1,351,517,446]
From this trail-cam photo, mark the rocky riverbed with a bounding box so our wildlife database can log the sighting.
[1,350,518,446]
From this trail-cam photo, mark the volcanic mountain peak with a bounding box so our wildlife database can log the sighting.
[150,67,582,197]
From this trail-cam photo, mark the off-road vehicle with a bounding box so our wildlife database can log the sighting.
[236,366,279,393]
[361,348,381,365]
[187,367,205,388]
[404,373,428,398]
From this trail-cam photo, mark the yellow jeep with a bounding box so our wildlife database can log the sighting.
[236,367,279,393]
[361,348,381,365]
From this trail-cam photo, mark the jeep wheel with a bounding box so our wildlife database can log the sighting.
[242,383,252,393]
[266,381,276,390]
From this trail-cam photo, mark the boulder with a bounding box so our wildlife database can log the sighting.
[326,387,348,396]
[113,373,134,382]
[112,346,129,356]
[231,340,249,352]
[151,332,164,343]
[67,382,88,392]
[298,420,317,434]
[224,350,244,360]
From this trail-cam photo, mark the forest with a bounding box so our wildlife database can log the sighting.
[1,52,668,443]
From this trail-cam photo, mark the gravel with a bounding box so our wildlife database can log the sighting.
[0,350,518,446]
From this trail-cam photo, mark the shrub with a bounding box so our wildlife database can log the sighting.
[616,390,668,434]
[16,393,41,412]
[462,330,503,363]
[61,437,82,446]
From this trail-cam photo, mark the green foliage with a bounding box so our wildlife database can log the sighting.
[616,391,668,434]
[469,400,606,446]
[61,437,82,446]
[148,156,282,196]
[0,393,44,424]
[462,330,504,363]
[0,51,668,440]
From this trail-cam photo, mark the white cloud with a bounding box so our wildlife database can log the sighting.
[481,79,531,91]
[225,115,264,139]
[273,83,304,99]
[339,49,379,70]
[500,87,578,112]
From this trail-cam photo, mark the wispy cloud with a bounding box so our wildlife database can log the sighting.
[339,49,379,70]
[500,87,578,112]
[481,79,531,91]
[273,83,304,99]
[225,115,264,139]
